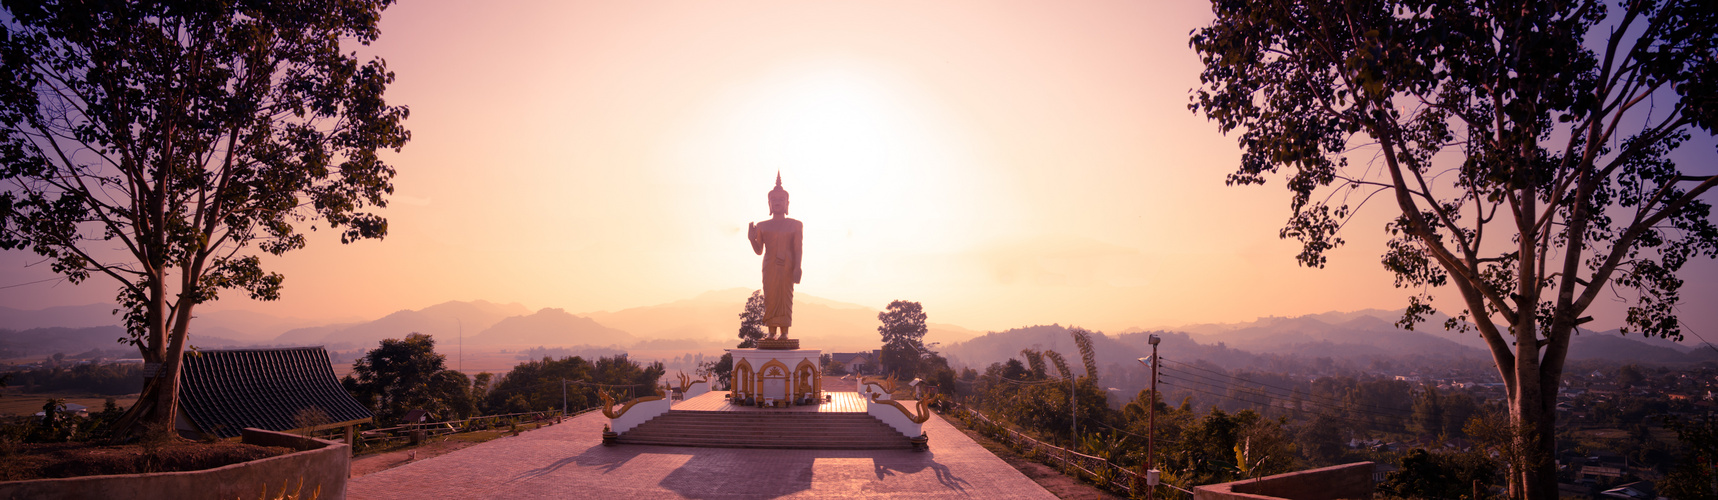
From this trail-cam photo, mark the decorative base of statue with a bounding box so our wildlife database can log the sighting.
[727,348,822,407]
[754,338,800,350]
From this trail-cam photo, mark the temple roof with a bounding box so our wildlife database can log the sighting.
[179,346,373,438]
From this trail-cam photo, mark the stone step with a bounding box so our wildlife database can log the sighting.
[631,422,893,430]
[612,437,912,450]
[613,410,913,450]
[628,429,900,436]
[665,411,880,418]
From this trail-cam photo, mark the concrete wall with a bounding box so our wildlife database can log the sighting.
[681,380,710,400]
[867,399,923,437]
[0,428,351,500]
[1194,462,1374,500]
[609,397,672,434]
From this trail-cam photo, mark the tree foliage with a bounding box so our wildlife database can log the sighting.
[1379,448,1498,500]
[342,333,474,425]
[484,353,664,415]
[737,290,764,348]
[1191,1,1717,496]
[0,0,409,433]
[877,300,928,378]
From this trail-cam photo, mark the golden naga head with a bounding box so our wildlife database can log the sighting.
[870,391,937,424]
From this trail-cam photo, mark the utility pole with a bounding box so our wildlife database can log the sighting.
[561,379,567,416]
[1139,334,1162,499]
[1070,374,1077,447]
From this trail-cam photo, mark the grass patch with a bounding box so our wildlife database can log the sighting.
[0,441,291,481]
[0,390,138,417]
[354,429,508,457]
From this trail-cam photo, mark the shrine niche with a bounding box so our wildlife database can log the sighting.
[793,359,819,403]
[728,348,821,407]
[733,358,755,401]
[759,360,789,403]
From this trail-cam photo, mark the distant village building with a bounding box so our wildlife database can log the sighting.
[176,346,372,444]
[829,351,882,374]
[33,402,89,418]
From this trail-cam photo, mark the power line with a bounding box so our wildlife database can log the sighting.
[0,276,66,290]
[1156,378,1416,435]
[1158,378,1415,434]
[1157,372,1418,426]
[992,376,1070,386]
[1079,416,1181,446]
[1159,357,1419,416]
[1156,367,1416,421]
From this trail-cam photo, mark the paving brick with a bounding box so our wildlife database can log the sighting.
[349,398,1056,499]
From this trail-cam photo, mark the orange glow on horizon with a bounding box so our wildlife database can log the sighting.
[1,0,1713,339]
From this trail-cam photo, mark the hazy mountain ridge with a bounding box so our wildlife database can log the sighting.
[580,288,979,352]
[0,326,250,359]
[943,310,1716,372]
[469,308,636,346]
[5,298,1707,369]
[0,304,121,330]
[272,299,531,347]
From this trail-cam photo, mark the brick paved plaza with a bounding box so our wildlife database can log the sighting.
[348,398,1057,499]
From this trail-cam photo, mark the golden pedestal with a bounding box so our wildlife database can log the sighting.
[754,338,800,350]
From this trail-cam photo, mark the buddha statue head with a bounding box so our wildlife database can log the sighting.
[768,172,789,216]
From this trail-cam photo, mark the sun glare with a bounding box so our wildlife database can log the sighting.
[664,61,1008,298]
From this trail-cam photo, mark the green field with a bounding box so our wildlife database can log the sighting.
[0,389,136,418]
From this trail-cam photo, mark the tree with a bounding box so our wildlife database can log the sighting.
[1379,448,1498,500]
[737,290,764,348]
[343,333,465,425]
[1191,2,1716,497]
[700,352,733,390]
[0,0,410,435]
[1663,414,1718,499]
[486,354,665,413]
[877,300,928,378]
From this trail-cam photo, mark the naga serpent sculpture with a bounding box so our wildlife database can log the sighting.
[859,372,901,396]
[674,371,709,393]
[599,389,665,419]
[870,392,939,424]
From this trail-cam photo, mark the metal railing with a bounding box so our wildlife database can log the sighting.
[349,408,595,449]
[948,403,1147,497]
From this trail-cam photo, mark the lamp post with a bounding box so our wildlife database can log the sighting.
[1138,334,1161,499]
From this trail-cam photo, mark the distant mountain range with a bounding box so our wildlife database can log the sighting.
[272,299,530,347]
[582,288,979,352]
[0,290,978,358]
[938,309,1718,373]
[4,297,1711,369]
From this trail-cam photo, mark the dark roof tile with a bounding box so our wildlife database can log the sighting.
[179,346,372,438]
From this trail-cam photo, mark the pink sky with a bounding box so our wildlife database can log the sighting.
[2,0,1714,340]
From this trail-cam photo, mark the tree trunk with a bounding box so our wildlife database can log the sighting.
[111,296,196,439]
[1506,320,1560,500]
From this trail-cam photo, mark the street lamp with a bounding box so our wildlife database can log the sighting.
[1138,334,1161,499]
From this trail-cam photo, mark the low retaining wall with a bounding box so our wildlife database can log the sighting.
[0,428,351,500]
[609,397,672,434]
[1194,462,1374,500]
[867,398,923,437]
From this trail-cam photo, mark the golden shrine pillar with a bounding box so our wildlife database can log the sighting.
[728,347,822,407]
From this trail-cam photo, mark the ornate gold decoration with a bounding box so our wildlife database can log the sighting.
[674,371,709,393]
[599,389,665,419]
[871,393,938,424]
[754,338,800,350]
[860,372,901,394]
[732,358,755,398]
